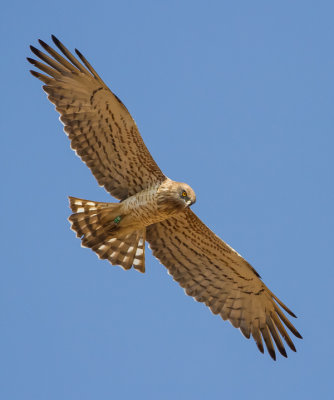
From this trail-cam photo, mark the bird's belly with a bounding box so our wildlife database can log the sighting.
[122,188,173,228]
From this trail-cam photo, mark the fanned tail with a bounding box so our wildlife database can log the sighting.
[68,196,146,272]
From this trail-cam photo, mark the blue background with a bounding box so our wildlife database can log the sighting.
[2,1,333,399]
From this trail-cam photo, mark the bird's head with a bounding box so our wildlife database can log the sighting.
[157,179,196,214]
[176,182,196,208]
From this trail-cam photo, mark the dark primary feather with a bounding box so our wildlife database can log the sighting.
[28,36,166,200]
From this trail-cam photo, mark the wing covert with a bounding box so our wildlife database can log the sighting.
[28,36,166,200]
[146,208,302,360]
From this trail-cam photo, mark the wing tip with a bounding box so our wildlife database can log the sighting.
[288,310,297,318]
[38,38,47,47]
[27,57,35,65]
[269,350,277,361]
[51,34,60,45]
[75,48,82,57]
[29,44,41,58]
[29,69,39,78]
[279,347,288,358]
[294,330,303,340]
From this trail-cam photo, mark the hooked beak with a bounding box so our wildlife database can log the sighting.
[186,199,195,207]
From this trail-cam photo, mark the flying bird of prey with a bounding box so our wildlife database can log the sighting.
[28,36,302,360]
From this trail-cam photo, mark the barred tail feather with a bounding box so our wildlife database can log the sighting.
[68,196,146,272]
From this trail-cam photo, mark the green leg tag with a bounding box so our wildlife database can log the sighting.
[114,216,121,224]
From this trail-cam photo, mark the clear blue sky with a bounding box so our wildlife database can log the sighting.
[1,1,333,399]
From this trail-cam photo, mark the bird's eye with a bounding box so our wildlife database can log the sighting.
[182,191,187,197]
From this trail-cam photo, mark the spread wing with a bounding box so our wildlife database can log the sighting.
[147,209,302,360]
[28,36,166,200]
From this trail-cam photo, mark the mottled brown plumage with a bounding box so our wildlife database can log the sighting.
[28,36,302,360]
